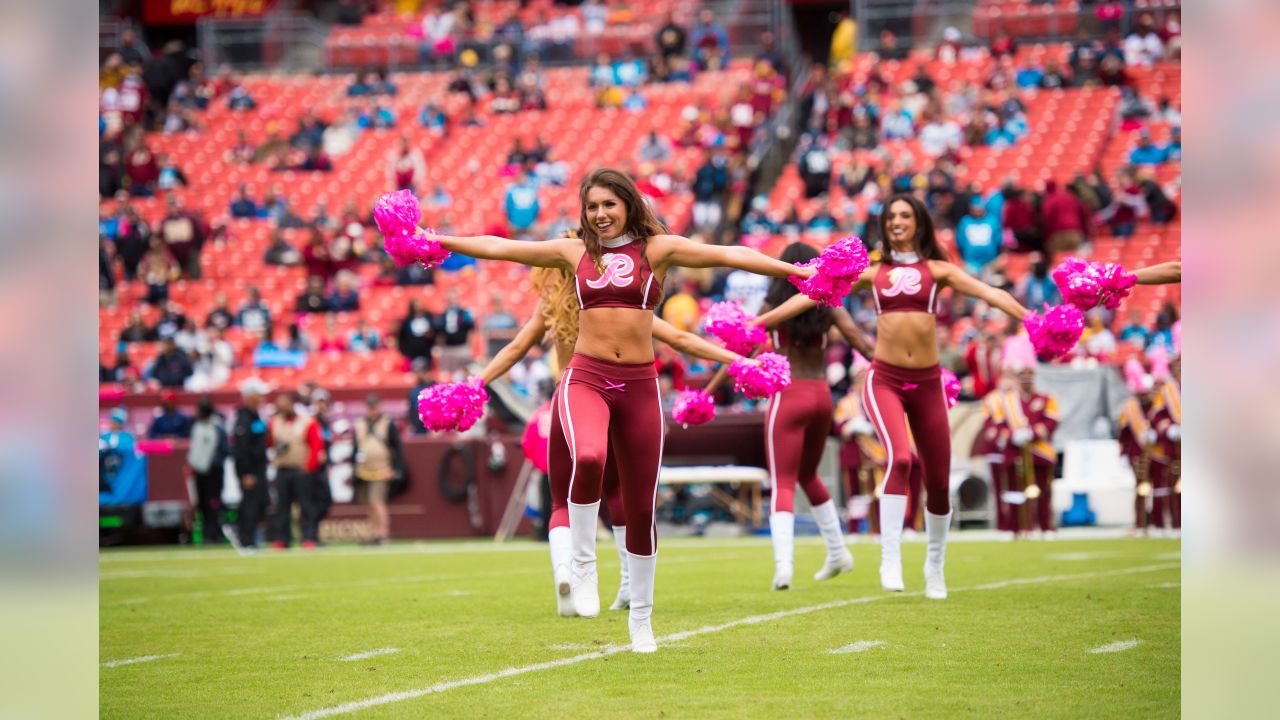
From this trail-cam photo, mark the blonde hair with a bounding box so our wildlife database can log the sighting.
[531,266,580,346]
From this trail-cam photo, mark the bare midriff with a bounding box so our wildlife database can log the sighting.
[873,312,940,368]
[780,341,827,380]
[576,307,656,364]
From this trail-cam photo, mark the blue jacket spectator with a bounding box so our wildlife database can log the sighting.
[504,173,541,233]
[229,189,258,219]
[690,8,729,68]
[1129,134,1168,165]
[1164,127,1181,161]
[357,102,396,130]
[148,391,193,439]
[955,200,1002,273]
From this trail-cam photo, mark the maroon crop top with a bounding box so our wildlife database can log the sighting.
[871,260,939,315]
[574,238,657,311]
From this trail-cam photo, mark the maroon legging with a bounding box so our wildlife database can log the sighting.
[862,360,952,515]
[765,379,833,513]
[547,405,626,532]
[552,353,665,556]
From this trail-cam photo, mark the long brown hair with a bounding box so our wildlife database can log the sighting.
[879,193,949,264]
[579,166,666,259]
[765,242,831,346]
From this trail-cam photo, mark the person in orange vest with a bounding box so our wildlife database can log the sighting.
[1116,359,1156,535]
[266,389,326,550]
[1146,352,1181,536]
[1010,365,1061,537]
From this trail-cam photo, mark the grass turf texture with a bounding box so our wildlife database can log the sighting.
[101,537,1179,719]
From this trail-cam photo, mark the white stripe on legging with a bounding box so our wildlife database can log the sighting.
[560,370,579,500]
[645,377,665,556]
[863,369,900,495]
[765,391,783,515]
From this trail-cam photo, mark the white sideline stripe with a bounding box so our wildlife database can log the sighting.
[102,653,179,668]
[1089,639,1141,654]
[339,648,401,662]
[829,640,886,654]
[1149,582,1180,589]
[1045,552,1118,562]
[282,562,1177,720]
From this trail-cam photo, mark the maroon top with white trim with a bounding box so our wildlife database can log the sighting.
[574,238,657,310]
[871,260,939,315]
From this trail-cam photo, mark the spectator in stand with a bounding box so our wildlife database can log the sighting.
[153,301,190,342]
[1041,179,1090,256]
[328,271,361,312]
[661,276,702,332]
[533,148,569,187]
[205,291,235,331]
[386,135,426,193]
[159,195,205,278]
[1129,131,1169,165]
[614,49,647,87]
[990,27,1017,58]
[1146,305,1177,357]
[1118,309,1151,347]
[1097,168,1148,237]
[877,29,908,61]
[263,229,301,266]
[397,299,437,370]
[1040,56,1071,89]
[316,315,346,353]
[302,228,333,282]
[357,98,396,129]
[124,143,159,197]
[806,207,839,239]
[1124,12,1165,67]
[1002,184,1041,252]
[119,308,157,345]
[418,101,449,136]
[296,276,331,314]
[483,291,520,357]
[190,326,234,391]
[636,130,672,163]
[692,151,729,232]
[155,154,188,191]
[691,8,729,70]
[655,12,687,62]
[149,338,194,389]
[880,99,915,140]
[1164,126,1181,161]
[237,287,272,337]
[229,185,258,218]
[348,319,381,353]
[503,170,541,238]
[582,0,608,35]
[1014,255,1063,309]
[1136,168,1177,224]
[797,137,832,199]
[138,237,179,305]
[149,389,193,439]
[956,198,1002,274]
[935,25,962,65]
[276,199,307,229]
[406,357,435,434]
[286,322,312,353]
[436,290,475,376]
[1082,310,1117,358]
[1096,54,1129,88]
[227,79,256,111]
[918,109,963,158]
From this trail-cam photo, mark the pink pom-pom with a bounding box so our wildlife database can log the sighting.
[1023,304,1085,361]
[728,352,792,399]
[373,189,421,238]
[703,302,767,355]
[788,235,870,307]
[941,368,961,409]
[1052,256,1137,311]
[417,378,489,432]
[672,388,716,427]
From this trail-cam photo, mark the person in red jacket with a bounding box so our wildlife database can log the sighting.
[267,390,326,549]
[1040,179,1090,258]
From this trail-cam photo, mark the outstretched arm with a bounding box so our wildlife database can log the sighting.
[653,317,743,365]
[651,234,814,278]
[1133,260,1180,285]
[477,306,548,385]
[934,261,1027,321]
[830,307,875,360]
[435,234,578,270]
[756,293,816,328]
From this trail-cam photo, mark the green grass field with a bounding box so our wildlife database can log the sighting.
[100,536,1180,719]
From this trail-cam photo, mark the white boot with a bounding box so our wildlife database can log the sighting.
[769,511,794,590]
[608,526,630,610]
[811,500,854,581]
[924,510,952,600]
[879,494,906,592]
[568,501,601,618]
[548,526,576,617]
[627,552,657,653]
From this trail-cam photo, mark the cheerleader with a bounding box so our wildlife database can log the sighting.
[750,194,1028,598]
[754,242,874,590]
[434,168,812,652]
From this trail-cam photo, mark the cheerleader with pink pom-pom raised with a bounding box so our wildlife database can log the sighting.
[755,195,1030,600]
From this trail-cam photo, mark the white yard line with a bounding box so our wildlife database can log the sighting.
[1089,639,1141,654]
[338,648,401,662]
[282,562,1177,720]
[102,653,179,668]
[829,640,886,654]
